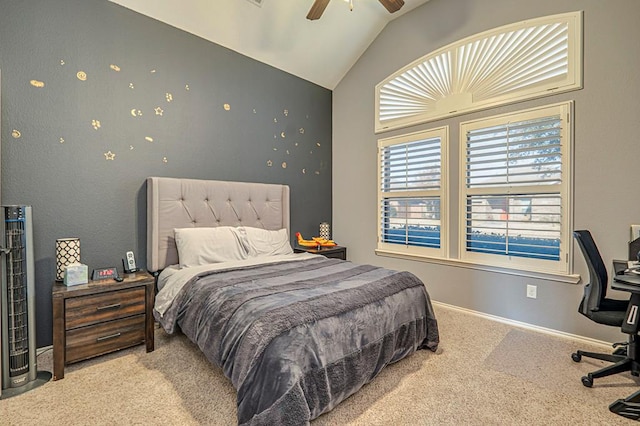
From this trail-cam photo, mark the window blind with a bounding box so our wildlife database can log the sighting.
[379,136,443,249]
[464,114,563,261]
[375,11,582,133]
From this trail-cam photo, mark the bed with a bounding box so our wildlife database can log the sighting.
[147,176,439,425]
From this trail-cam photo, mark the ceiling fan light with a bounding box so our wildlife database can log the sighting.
[308,0,403,20]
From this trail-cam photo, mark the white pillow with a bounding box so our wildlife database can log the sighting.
[174,227,249,267]
[239,227,293,257]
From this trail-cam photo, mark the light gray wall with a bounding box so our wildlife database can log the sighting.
[0,0,332,347]
[333,0,640,342]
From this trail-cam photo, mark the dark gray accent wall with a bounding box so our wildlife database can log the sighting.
[0,0,332,347]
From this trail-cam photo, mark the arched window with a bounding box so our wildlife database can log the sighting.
[375,11,582,133]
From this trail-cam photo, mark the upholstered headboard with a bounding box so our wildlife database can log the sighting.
[146,177,290,273]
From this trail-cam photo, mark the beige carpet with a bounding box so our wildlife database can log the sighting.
[1,304,638,425]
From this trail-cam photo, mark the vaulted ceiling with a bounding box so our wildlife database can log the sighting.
[109,0,430,89]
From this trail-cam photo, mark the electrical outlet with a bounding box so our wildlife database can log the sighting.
[526,284,537,299]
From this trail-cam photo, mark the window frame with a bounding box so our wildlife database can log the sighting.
[377,127,449,259]
[375,11,582,133]
[375,102,576,282]
[458,101,573,275]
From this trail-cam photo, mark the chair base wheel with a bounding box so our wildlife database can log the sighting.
[613,346,627,356]
[582,374,593,387]
[571,352,581,362]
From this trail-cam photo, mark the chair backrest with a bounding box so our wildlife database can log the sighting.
[573,230,608,316]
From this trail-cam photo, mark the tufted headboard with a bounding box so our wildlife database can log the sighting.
[146,177,290,273]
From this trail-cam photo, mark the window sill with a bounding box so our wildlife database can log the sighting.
[375,249,581,284]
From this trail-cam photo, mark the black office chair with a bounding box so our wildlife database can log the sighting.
[571,230,638,387]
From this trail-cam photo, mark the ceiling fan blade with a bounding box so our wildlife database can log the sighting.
[379,0,405,14]
[307,0,331,20]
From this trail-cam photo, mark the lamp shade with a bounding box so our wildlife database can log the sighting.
[319,222,330,240]
[56,238,80,281]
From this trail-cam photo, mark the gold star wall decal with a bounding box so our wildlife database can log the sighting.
[18,62,327,175]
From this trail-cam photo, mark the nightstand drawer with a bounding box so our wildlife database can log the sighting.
[65,314,145,363]
[65,287,145,330]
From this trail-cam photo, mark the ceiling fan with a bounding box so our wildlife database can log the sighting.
[306,0,405,20]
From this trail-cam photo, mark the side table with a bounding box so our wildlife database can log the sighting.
[52,271,155,380]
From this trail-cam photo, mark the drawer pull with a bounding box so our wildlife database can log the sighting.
[96,332,122,342]
[96,303,121,311]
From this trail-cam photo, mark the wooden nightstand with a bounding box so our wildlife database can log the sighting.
[294,245,347,260]
[52,272,155,380]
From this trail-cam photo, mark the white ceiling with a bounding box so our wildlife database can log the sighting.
[109,0,430,89]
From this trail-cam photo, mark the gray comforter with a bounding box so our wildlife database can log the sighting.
[155,256,439,425]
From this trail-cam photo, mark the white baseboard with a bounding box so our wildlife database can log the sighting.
[432,300,613,349]
[37,345,53,356]
[33,305,611,355]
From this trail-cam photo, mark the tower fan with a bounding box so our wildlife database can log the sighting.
[0,206,50,399]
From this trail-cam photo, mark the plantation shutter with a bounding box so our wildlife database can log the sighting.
[375,11,582,133]
[378,129,447,256]
[463,112,564,262]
